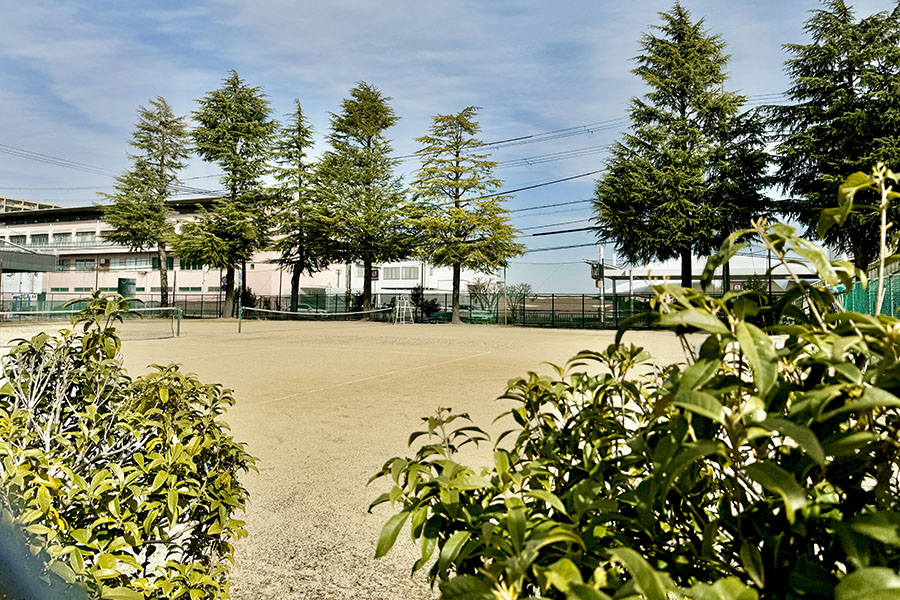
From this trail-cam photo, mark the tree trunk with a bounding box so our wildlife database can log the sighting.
[224,267,235,318]
[362,259,372,316]
[451,263,462,324]
[157,243,169,307]
[722,260,731,294]
[680,247,692,289]
[290,265,301,311]
[241,260,247,302]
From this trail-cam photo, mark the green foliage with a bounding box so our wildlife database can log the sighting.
[190,70,277,318]
[411,107,524,323]
[316,82,413,313]
[410,285,441,318]
[270,99,337,312]
[373,186,900,598]
[594,3,770,288]
[101,97,190,308]
[769,0,900,269]
[0,293,256,599]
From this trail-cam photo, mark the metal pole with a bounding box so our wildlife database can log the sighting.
[503,267,508,325]
[599,246,605,326]
[551,294,555,328]
[629,268,634,317]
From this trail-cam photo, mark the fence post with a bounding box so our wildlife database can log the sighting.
[551,294,555,328]
[581,294,585,328]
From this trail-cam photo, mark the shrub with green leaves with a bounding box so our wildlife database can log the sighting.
[0,293,256,599]
[372,167,900,599]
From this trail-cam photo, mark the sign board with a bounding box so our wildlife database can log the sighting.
[371,269,379,281]
[732,282,743,291]
[590,262,602,280]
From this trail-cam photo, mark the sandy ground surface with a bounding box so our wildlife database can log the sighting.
[0,318,689,600]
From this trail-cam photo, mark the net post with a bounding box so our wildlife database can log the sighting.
[237,307,243,333]
[176,308,182,337]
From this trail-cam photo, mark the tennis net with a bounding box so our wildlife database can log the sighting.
[0,306,182,339]
[238,306,393,332]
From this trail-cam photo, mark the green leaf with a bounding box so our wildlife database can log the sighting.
[567,584,613,600]
[374,511,409,558]
[850,512,900,547]
[101,587,145,600]
[609,547,671,600]
[659,309,729,335]
[745,462,807,524]
[822,386,900,419]
[438,531,471,575]
[689,577,760,600]
[526,490,568,515]
[739,541,765,588]
[835,567,900,600]
[757,418,826,466]
[735,322,777,397]
[540,557,583,593]
[672,390,726,424]
[438,574,494,600]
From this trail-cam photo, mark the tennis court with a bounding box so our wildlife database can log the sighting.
[0,316,688,600]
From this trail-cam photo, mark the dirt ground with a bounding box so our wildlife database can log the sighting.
[0,318,690,600]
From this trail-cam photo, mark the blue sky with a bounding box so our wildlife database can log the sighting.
[0,0,893,292]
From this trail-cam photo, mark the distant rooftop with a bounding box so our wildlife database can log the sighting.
[0,196,61,213]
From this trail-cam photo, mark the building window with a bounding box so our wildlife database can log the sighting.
[208,286,221,292]
[126,257,150,270]
[110,257,124,270]
[50,287,69,292]
[178,286,202,292]
[57,259,71,272]
[384,267,401,280]
[135,287,145,292]
[180,259,203,270]
[75,231,96,244]
[401,266,419,280]
[8,235,26,246]
[100,230,115,242]
[74,287,92,292]
[30,234,48,246]
[99,287,117,292]
[75,259,95,272]
[356,265,365,277]
[151,287,161,292]
[151,256,174,270]
[53,232,72,245]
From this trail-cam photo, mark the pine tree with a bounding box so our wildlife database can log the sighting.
[179,70,276,317]
[411,107,523,323]
[316,82,412,313]
[270,100,335,311]
[593,3,770,288]
[101,97,189,307]
[769,0,900,269]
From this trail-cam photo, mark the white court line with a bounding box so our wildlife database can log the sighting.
[239,350,492,408]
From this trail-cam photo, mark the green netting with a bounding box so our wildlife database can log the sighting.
[842,274,900,317]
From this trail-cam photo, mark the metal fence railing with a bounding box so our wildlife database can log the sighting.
[841,275,900,317]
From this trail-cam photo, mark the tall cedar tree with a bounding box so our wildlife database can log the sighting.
[769,0,900,269]
[316,82,410,313]
[101,97,189,306]
[271,100,335,311]
[412,107,523,323]
[593,3,770,288]
[178,70,276,317]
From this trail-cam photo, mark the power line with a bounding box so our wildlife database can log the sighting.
[530,226,597,237]
[485,171,602,198]
[510,199,592,213]
[524,242,597,254]
[518,218,593,231]
[498,144,611,169]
